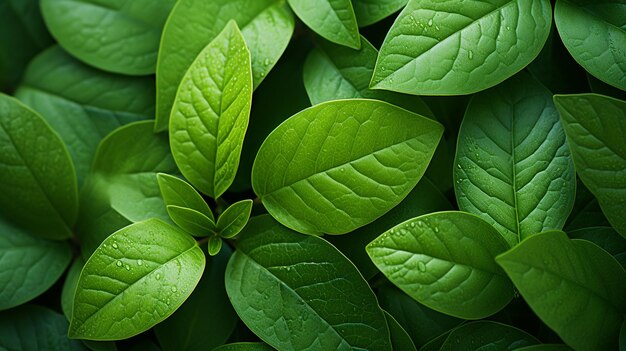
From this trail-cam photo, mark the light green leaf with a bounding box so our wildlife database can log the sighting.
[288,0,360,49]
[15,46,154,185]
[439,321,539,350]
[0,305,86,350]
[155,246,237,351]
[569,227,626,268]
[384,311,417,351]
[328,178,452,280]
[252,99,443,235]
[554,94,626,238]
[0,217,71,310]
[352,0,408,27]
[69,218,205,340]
[167,206,216,237]
[41,0,175,75]
[303,35,432,117]
[157,173,214,221]
[0,93,78,240]
[212,343,274,351]
[169,21,252,199]
[216,200,253,238]
[496,231,626,350]
[77,120,176,258]
[156,0,294,131]
[555,0,626,91]
[367,211,514,319]
[454,73,575,246]
[225,215,392,351]
[370,0,552,95]
[208,236,223,257]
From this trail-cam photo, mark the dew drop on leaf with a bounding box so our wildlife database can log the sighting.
[116,261,122,267]
[418,262,426,272]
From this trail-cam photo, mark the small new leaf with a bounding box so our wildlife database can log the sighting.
[157,173,214,221]
[216,199,253,239]
[167,205,216,237]
[208,236,223,257]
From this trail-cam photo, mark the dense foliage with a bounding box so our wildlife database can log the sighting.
[1,0,625,350]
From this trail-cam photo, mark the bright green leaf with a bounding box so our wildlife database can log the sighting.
[384,311,417,351]
[367,211,514,319]
[439,321,539,350]
[496,231,626,350]
[207,236,223,257]
[555,0,626,91]
[167,206,216,237]
[169,21,252,199]
[156,0,294,130]
[352,0,408,27]
[216,200,253,238]
[288,0,360,49]
[0,217,71,310]
[370,0,552,95]
[157,173,214,221]
[41,0,175,75]
[454,72,575,246]
[0,93,78,240]
[252,99,443,235]
[225,215,391,351]
[69,218,205,340]
[554,94,626,238]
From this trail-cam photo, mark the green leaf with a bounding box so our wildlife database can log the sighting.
[0,93,78,240]
[0,305,86,350]
[157,173,214,221]
[252,99,443,235]
[384,311,417,351]
[156,0,294,131]
[588,74,626,101]
[370,0,552,95]
[496,231,626,350]
[41,0,175,75]
[77,121,176,257]
[303,35,432,117]
[568,227,626,268]
[418,331,451,351]
[0,217,71,310]
[225,215,392,351]
[454,72,576,247]
[352,0,408,27]
[367,211,514,319]
[554,94,626,238]
[216,200,253,238]
[555,0,626,91]
[376,283,463,349]
[167,206,216,238]
[15,46,154,185]
[328,178,452,280]
[69,218,205,340]
[565,178,611,230]
[288,0,360,49]
[438,321,539,350]
[207,236,223,257]
[212,343,274,351]
[155,246,237,351]
[62,258,84,321]
[0,0,53,89]
[514,345,573,351]
[169,21,252,199]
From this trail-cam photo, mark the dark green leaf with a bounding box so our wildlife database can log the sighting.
[384,311,417,351]
[439,321,539,350]
[568,227,626,268]
[212,343,274,351]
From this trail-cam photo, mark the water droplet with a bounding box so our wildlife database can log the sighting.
[435,25,440,31]
[418,262,426,272]
[116,261,122,267]
[171,286,178,292]
[457,164,462,169]
[112,242,118,249]
[156,273,161,280]
[103,243,107,248]
[166,298,171,305]
[417,220,424,227]
[137,259,143,266]
[410,222,416,228]
[427,19,433,27]
[468,50,474,60]
[260,72,265,77]
[340,168,345,172]
[506,26,511,31]
[434,226,440,233]
[264,58,270,66]
[125,264,130,271]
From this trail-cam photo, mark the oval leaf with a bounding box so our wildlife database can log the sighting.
[69,218,205,340]
[0,93,78,240]
[496,231,626,350]
[157,173,214,221]
[288,0,360,49]
[370,0,552,95]
[170,20,252,199]
[555,0,626,91]
[156,0,294,130]
[225,215,391,351]
[569,227,626,268]
[366,211,514,319]
[439,321,539,350]
[41,0,175,75]
[252,99,443,235]
[167,206,216,237]
[216,199,253,238]
[554,94,626,238]
[454,73,575,246]
[352,0,408,27]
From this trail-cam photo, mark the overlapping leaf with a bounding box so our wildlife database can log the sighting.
[288,0,360,49]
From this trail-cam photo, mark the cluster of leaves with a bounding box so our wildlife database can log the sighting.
[0,0,625,351]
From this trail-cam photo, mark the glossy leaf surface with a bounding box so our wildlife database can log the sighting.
[352,0,408,27]
[167,206,216,238]
[439,321,539,350]
[367,211,514,319]
[225,215,391,351]
[252,99,443,235]
[156,0,294,130]
[0,93,77,240]
[157,173,214,221]
[569,227,626,268]
[454,73,575,246]
[497,231,626,350]
[288,0,360,49]
[170,21,252,199]
[216,200,253,238]
[41,0,175,75]
[371,0,552,95]
[554,94,626,238]
[70,219,205,340]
